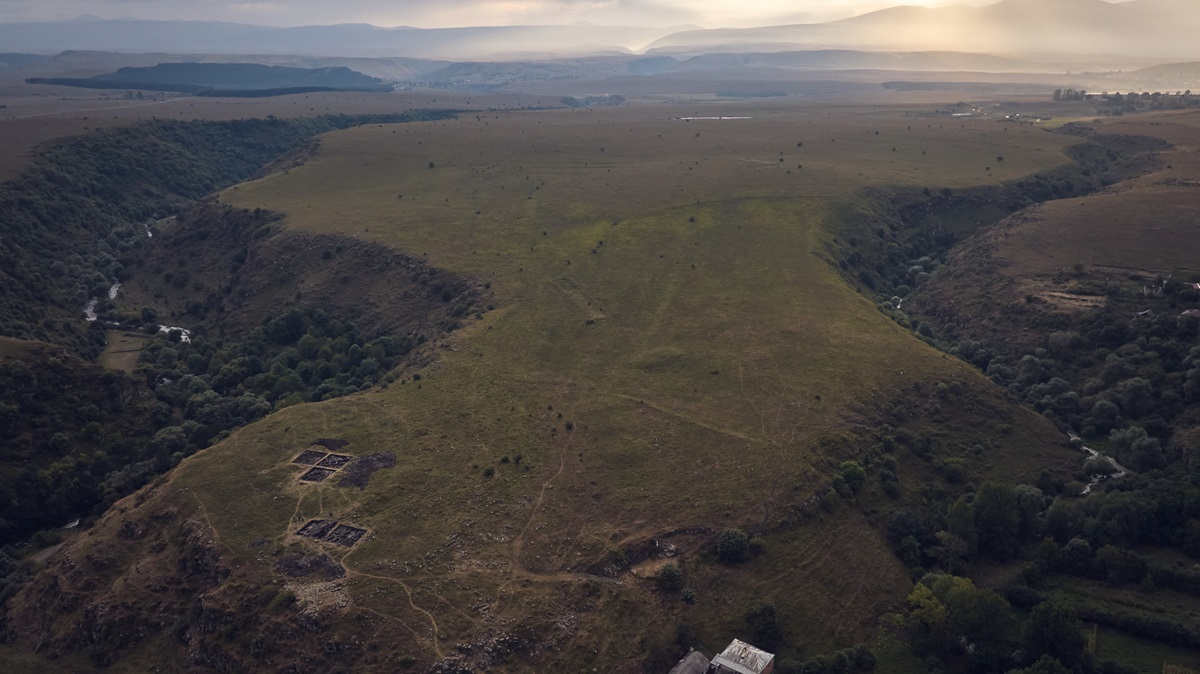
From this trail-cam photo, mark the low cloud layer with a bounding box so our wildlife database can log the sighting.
[0,0,961,28]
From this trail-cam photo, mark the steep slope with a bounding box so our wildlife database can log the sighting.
[0,338,164,544]
[912,113,1199,355]
[0,112,452,358]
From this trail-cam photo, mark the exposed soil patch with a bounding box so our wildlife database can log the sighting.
[293,450,329,466]
[336,452,397,489]
[317,454,354,469]
[299,467,336,482]
[630,557,677,579]
[275,550,346,580]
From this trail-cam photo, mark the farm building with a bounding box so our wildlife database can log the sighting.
[666,639,775,674]
[710,639,775,674]
[668,650,711,674]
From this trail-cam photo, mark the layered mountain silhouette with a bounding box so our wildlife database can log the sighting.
[26,63,388,95]
[0,1,1195,61]
[0,19,675,60]
[649,0,1200,59]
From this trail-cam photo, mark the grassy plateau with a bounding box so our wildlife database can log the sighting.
[11,100,1086,671]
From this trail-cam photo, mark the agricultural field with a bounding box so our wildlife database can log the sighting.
[1,100,1095,671]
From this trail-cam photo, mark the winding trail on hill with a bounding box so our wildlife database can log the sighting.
[342,559,446,659]
[503,431,577,585]
[190,492,238,558]
[612,392,765,444]
[262,401,448,659]
[358,606,421,640]
[491,428,623,610]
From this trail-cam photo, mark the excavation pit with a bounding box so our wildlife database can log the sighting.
[326,524,368,547]
[317,454,354,469]
[299,467,336,483]
[297,519,337,539]
[293,450,329,466]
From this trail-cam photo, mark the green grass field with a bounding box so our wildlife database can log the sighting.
[97,331,151,372]
[10,102,1086,671]
[1093,625,1200,674]
[1048,576,1200,673]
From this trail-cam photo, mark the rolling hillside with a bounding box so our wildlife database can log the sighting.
[912,111,1200,353]
[1,104,1083,672]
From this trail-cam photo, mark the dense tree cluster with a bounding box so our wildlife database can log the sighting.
[1093,91,1200,116]
[881,461,1200,669]
[972,305,1200,471]
[0,349,163,546]
[0,306,416,552]
[1052,88,1088,102]
[139,307,417,432]
[900,573,1135,674]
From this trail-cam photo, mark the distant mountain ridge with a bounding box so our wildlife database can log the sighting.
[26,62,388,96]
[1129,62,1200,89]
[0,19,674,60]
[104,63,382,89]
[667,50,1035,74]
[1,1,1194,61]
[649,0,1200,60]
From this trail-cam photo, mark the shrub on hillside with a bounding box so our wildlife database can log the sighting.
[716,528,750,564]
[656,563,683,593]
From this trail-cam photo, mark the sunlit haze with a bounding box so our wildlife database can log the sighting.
[2,0,1003,28]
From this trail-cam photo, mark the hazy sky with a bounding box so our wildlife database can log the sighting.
[0,0,999,28]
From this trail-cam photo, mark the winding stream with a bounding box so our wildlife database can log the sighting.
[82,282,192,343]
[1069,433,1130,495]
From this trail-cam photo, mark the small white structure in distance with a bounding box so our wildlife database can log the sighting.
[709,639,775,674]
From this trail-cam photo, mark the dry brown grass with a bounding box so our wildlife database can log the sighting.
[993,110,1200,280]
